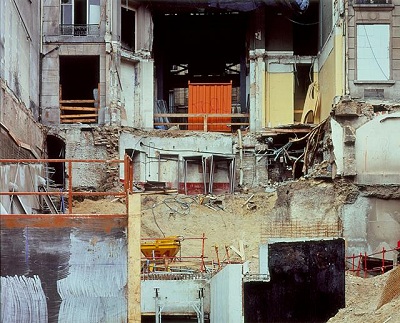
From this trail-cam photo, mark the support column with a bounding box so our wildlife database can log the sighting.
[249,49,265,132]
[128,194,141,322]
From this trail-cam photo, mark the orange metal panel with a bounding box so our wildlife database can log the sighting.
[188,82,232,132]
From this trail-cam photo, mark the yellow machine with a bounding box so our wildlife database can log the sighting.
[141,236,183,271]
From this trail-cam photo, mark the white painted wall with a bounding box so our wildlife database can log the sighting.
[210,264,244,323]
[121,59,136,127]
[119,133,234,184]
[343,196,400,260]
[141,279,210,315]
[136,60,154,129]
[330,118,344,175]
[0,0,40,113]
[355,112,400,184]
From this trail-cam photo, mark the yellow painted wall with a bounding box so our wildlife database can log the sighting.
[318,33,344,121]
[265,72,294,127]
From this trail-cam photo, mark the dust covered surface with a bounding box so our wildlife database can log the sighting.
[328,268,400,323]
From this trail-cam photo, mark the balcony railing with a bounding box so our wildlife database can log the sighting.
[59,24,100,36]
[353,0,392,4]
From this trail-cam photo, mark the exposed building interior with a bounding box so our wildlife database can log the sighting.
[1,0,400,322]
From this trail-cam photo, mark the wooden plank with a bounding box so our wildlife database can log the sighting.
[154,122,250,126]
[154,113,249,118]
[128,194,141,323]
[60,113,98,118]
[60,99,96,104]
[61,119,97,123]
[60,106,98,111]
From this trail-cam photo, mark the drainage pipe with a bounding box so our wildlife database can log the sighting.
[237,129,244,186]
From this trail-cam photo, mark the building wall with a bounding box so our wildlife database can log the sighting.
[343,196,400,260]
[0,0,41,119]
[119,132,235,192]
[348,2,400,99]
[355,111,400,184]
[318,28,344,121]
[265,62,294,127]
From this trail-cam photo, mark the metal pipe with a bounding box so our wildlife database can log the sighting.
[0,158,124,163]
[68,161,73,214]
[0,191,126,196]
[237,129,244,186]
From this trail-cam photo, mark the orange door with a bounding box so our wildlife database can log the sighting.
[188,82,232,132]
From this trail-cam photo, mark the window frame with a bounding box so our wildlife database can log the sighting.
[355,23,391,81]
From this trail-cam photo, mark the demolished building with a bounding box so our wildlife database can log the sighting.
[1,0,400,322]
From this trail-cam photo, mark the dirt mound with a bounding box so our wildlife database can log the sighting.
[328,268,400,323]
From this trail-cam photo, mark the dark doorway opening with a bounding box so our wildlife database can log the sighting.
[59,55,100,123]
[46,135,66,187]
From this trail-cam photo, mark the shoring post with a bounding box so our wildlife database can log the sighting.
[201,232,206,272]
[352,254,355,272]
[124,154,129,193]
[68,161,73,214]
[357,253,362,277]
[382,247,386,274]
[364,252,367,278]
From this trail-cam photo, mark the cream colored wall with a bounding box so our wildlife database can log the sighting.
[318,32,344,121]
[265,72,294,127]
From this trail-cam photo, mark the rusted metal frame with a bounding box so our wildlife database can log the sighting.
[0,191,126,197]
[1,157,131,215]
[1,213,126,218]
[0,158,124,163]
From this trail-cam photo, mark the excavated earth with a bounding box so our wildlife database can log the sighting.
[72,178,400,322]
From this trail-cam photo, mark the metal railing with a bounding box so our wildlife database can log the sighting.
[0,155,133,221]
[354,0,392,4]
[347,246,400,277]
[59,24,100,36]
[154,113,249,132]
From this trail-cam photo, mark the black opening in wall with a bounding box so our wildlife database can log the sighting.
[46,135,66,187]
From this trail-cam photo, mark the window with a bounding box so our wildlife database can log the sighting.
[121,7,135,51]
[60,0,100,36]
[356,24,390,81]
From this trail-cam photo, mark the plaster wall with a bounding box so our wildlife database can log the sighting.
[343,196,400,260]
[265,66,294,127]
[318,35,342,121]
[119,133,234,185]
[330,118,344,175]
[210,264,243,323]
[141,279,210,315]
[0,0,41,118]
[355,112,400,184]
[61,127,109,188]
[120,59,136,127]
[0,89,44,159]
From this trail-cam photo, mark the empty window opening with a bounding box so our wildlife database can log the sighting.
[46,135,66,187]
[294,64,313,123]
[59,55,100,124]
[121,7,136,51]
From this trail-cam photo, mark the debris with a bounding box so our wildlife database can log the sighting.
[242,194,254,207]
